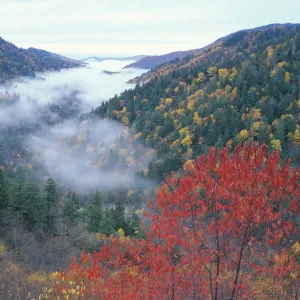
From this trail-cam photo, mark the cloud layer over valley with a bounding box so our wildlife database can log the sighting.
[0,61,154,194]
[0,60,144,125]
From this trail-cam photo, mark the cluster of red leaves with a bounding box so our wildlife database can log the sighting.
[45,144,299,300]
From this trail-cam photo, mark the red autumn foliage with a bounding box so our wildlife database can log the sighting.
[45,144,300,299]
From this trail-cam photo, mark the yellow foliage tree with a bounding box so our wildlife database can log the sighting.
[218,68,229,84]
[176,108,185,116]
[183,160,194,171]
[196,72,206,83]
[122,116,129,126]
[288,128,300,144]
[252,121,261,131]
[181,134,192,147]
[252,109,262,121]
[207,66,218,77]
[187,97,196,110]
[266,46,276,68]
[229,67,238,83]
[231,87,238,99]
[277,61,287,68]
[193,112,203,125]
[271,139,282,151]
[134,132,142,140]
[179,127,187,137]
[284,72,290,83]
[165,98,173,104]
[239,129,249,140]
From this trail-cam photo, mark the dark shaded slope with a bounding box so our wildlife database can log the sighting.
[28,47,86,65]
[0,37,82,80]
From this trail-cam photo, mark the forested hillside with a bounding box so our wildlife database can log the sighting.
[28,48,85,66]
[0,37,81,80]
[94,25,300,182]
[0,24,300,299]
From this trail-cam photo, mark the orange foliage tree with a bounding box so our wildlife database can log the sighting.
[43,144,299,299]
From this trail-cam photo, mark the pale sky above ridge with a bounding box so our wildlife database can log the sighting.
[0,0,299,59]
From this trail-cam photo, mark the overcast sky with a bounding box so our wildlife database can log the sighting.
[0,0,299,59]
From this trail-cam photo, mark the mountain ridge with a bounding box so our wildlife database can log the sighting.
[124,23,300,72]
[82,55,147,63]
[123,49,201,70]
[0,37,82,80]
[28,47,86,65]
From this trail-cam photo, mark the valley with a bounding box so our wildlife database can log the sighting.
[0,16,299,300]
[0,59,154,293]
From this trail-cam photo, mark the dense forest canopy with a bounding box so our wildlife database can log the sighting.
[93,25,300,181]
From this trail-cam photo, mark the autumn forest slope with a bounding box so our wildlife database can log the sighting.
[123,23,300,71]
[93,24,300,182]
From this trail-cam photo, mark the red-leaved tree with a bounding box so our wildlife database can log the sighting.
[43,144,299,299]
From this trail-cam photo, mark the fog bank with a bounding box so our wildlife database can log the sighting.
[0,60,144,125]
[0,60,154,194]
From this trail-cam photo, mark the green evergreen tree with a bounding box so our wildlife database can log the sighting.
[0,169,9,209]
[92,190,103,209]
[215,136,224,149]
[63,192,80,222]
[44,178,59,229]
[101,208,115,236]
[87,190,103,233]
[112,200,126,231]
[207,122,217,146]
[275,120,286,149]
[22,180,46,229]
[158,113,174,138]
[126,211,140,236]
[11,170,26,211]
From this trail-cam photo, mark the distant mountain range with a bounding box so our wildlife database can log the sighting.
[82,55,147,63]
[0,37,83,80]
[2,23,299,82]
[124,23,300,71]
[123,49,202,70]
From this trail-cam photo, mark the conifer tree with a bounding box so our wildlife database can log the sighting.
[22,180,46,229]
[0,169,9,209]
[92,190,103,209]
[112,200,126,231]
[215,136,224,149]
[11,170,26,211]
[101,208,115,236]
[158,112,174,138]
[44,177,59,229]
[63,192,80,222]
[127,211,140,236]
[87,190,103,233]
